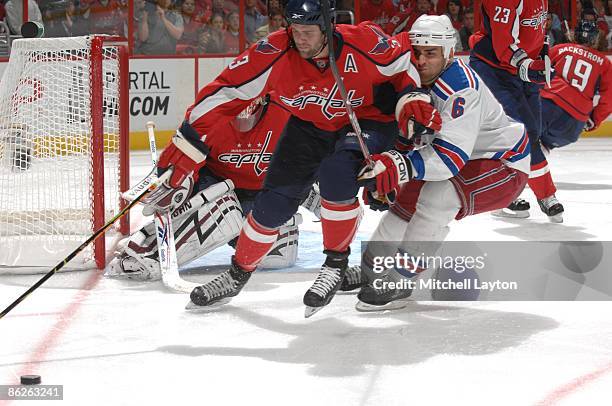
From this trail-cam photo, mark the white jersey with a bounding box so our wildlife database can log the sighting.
[405,59,530,181]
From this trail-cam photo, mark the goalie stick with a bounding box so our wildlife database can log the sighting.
[145,122,199,293]
[0,167,172,319]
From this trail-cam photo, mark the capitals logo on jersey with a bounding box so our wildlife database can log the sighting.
[368,24,401,55]
[255,39,281,55]
[217,130,274,176]
[279,82,364,120]
[521,6,547,31]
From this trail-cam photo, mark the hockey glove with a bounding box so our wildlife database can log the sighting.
[362,189,390,212]
[142,121,209,215]
[396,92,442,138]
[357,150,412,200]
[512,48,548,84]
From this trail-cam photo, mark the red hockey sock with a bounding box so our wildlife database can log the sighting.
[320,199,363,253]
[528,160,557,200]
[234,213,279,271]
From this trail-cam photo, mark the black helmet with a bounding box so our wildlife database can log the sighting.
[575,19,599,47]
[284,0,335,31]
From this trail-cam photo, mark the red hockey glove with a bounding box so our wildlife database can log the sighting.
[357,150,412,198]
[396,92,442,138]
[142,121,208,215]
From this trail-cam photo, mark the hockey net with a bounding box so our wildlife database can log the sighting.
[0,36,129,273]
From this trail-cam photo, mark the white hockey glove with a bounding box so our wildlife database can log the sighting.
[142,121,208,215]
[511,48,548,84]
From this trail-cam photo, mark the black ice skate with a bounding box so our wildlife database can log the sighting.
[355,273,413,312]
[339,265,363,292]
[185,257,252,311]
[491,198,530,219]
[303,250,348,318]
[538,195,564,223]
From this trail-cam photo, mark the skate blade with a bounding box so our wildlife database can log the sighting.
[304,305,325,318]
[185,298,232,312]
[355,299,411,312]
[547,213,563,223]
[491,208,530,219]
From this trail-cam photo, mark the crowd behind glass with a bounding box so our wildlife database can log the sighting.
[0,0,610,56]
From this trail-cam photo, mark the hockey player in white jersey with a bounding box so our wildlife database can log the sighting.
[355,15,531,311]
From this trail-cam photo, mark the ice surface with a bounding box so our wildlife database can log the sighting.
[1,138,611,405]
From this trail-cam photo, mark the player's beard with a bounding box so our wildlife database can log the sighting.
[297,37,327,59]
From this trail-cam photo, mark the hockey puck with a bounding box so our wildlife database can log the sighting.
[20,375,41,385]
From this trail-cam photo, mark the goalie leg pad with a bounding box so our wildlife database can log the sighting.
[259,213,303,269]
[107,186,244,281]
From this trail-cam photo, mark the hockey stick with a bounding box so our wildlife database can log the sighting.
[145,122,199,293]
[0,169,171,320]
[320,0,373,168]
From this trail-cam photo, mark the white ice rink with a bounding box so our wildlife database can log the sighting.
[1,138,612,406]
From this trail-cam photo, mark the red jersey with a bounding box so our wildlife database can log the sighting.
[360,0,411,35]
[205,100,290,190]
[471,0,548,75]
[185,22,420,135]
[541,43,612,125]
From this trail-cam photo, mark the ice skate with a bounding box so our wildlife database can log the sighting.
[355,272,413,312]
[303,251,348,318]
[339,265,362,292]
[491,198,530,219]
[538,195,564,223]
[185,257,252,311]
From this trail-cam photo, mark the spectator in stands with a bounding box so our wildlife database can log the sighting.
[402,0,435,33]
[204,12,226,53]
[132,0,147,52]
[0,2,6,22]
[545,11,566,46]
[583,6,609,50]
[254,7,284,40]
[41,0,75,37]
[244,0,266,44]
[458,6,474,51]
[81,0,124,36]
[179,0,205,48]
[445,0,464,30]
[435,0,470,16]
[211,0,237,22]
[138,0,184,55]
[224,10,239,52]
[5,0,43,35]
[194,0,213,23]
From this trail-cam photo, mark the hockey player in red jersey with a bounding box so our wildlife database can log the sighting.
[107,95,362,289]
[469,1,564,222]
[355,15,530,311]
[540,20,611,150]
[142,0,441,315]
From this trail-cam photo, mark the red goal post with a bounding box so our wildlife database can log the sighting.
[0,35,130,273]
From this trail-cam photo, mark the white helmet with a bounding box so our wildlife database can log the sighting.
[409,15,457,59]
